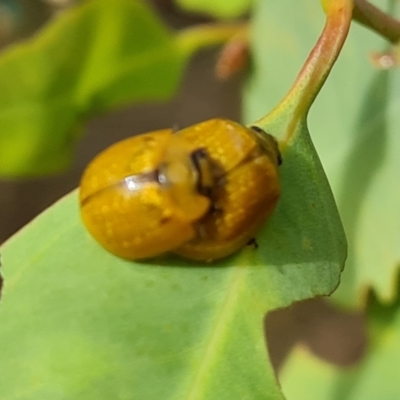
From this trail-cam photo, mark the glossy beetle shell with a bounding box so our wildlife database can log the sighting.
[79,118,281,261]
[80,130,211,259]
[172,119,280,260]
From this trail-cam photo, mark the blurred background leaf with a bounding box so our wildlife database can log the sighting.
[175,0,252,19]
[0,0,186,176]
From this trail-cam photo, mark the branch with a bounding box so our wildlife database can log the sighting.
[353,0,400,43]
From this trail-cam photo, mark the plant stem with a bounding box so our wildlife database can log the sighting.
[254,0,352,145]
[176,23,248,59]
[353,0,400,43]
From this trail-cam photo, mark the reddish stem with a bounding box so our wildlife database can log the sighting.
[255,0,352,144]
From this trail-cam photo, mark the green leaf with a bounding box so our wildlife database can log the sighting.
[175,0,252,19]
[0,0,186,177]
[333,66,400,306]
[0,1,346,398]
[0,110,346,397]
[0,262,3,299]
[280,290,400,400]
[0,122,346,398]
[244,0,400,307]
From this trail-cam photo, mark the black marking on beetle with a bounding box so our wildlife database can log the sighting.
[250,126,265,134]
[210,204,223,217]
[190,148,215,197]
[192,148,208,160]
[250,126,282,166]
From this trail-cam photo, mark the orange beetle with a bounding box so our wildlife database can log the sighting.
[79,119,281,261]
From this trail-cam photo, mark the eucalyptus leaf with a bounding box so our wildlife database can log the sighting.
[244,0,400,307]
[0,111,346,398]
[0,0,348,397]
[0,0,185,177]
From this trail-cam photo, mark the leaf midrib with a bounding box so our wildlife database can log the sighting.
[185,265,247,399]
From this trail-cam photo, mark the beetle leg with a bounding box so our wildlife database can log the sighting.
[246,237,259,249]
